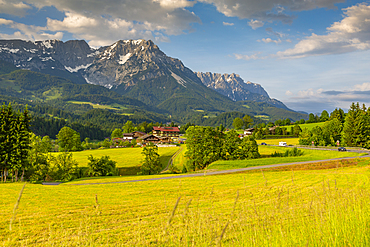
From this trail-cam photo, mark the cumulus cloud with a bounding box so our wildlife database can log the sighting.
[260,38,281,44]
[285,90,293,96]
[223,22,234,26]
[0,18,63,40]
[0,0,200,46]
[248,20,264,29]
[199,0,343,26]
[0,0,32,16]
[285,82,370,112]
[277,3,370,58]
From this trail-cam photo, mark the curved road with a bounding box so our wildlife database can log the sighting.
[64,154,370,186]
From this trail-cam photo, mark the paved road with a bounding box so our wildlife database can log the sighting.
[66,154,370,186]
[265,144,370,154]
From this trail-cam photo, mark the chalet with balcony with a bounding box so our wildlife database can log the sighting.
[138,134,161,144]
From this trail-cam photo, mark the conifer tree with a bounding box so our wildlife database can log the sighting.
[0,104,31,182]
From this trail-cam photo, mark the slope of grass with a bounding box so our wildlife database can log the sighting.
[281,122,325,130]
[52,147,180,168]
[208,146,365,170]
[1,160,370,246]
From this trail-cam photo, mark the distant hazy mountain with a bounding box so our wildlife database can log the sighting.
[196,72,289,110]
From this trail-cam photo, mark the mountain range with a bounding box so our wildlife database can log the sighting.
[0,39,307,128]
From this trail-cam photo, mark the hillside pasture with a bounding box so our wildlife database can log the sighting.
[281,122,325,130]
[67,101,128,111]
[1,159,370,246]
[52,146,180,169]
[208,146,365,170]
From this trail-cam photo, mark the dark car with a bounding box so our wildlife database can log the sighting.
[261,142,267,145]
[338,147,346,151]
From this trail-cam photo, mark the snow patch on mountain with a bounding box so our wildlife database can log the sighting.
[42,40,54,49]
[118,53,131,65]
[0,47,20,53]
[65,63,92,73]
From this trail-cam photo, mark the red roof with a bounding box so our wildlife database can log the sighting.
[153,126,180,132]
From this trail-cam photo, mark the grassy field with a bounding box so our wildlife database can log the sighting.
[172,145,187,171]
[172,144,363,171]
[281,122,325,130]
[1,158,370,246]
[208,145,365,170]
[52,147,180,168]
[67,101,128,111]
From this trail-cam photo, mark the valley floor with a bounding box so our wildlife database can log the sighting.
[1,157,370,246]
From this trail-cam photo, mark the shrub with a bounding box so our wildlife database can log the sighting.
[87,155,117,176]
[271,147,304,157]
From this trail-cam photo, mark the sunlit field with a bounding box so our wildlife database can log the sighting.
[281,122,325,130]
[51,147,180,168]
[1,159,370,246]
[256,138,299,145]
[209,146,365,170]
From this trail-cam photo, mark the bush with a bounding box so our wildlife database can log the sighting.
[50,152,79,181]
[87,155,117,176]
[271,147,304,157]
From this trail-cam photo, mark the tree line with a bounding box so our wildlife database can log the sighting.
[0,103,30,182]
[185,126,260,171]
[299,103,369,148]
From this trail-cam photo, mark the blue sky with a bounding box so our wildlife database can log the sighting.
[1,0,370,114]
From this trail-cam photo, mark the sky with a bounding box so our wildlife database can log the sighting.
[1,0,370,114]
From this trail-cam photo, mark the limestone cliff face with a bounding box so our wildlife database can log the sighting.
[196,72,288,109]
[196,72,269,100]
[82,39,199,90]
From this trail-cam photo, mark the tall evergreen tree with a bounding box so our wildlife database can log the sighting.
[0,104,31,182]
[342,103,370,148]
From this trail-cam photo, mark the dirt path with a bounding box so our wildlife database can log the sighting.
[65,155,370,186]
[161,146,183,172]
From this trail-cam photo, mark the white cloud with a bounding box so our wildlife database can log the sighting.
[199,0,343,24]
[153,0,195,9]
[0,18,14,25]
[353,82,370,91]
[234,52,264,60]
[277,3,370,58]
[260,38,281,44]
[0,18,64,40]
[248,19,264,29]
[0,0,201,46]
[284,82,370,112]
[0,0,32,16]
[285,90,293,96]
[223,22,234,26]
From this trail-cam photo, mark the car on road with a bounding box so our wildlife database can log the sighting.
[338,147,347,151]
[279,141,287,147]
[261,142,267,145]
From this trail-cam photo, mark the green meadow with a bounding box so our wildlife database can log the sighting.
[67,101,128,111]
[281,122,325,130]
[1,159,370,246]
[52,147,180,168]
[208,146,365,170]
